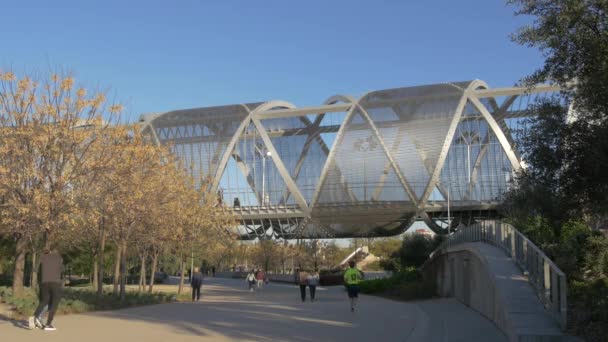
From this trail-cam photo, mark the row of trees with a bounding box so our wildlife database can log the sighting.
[218,237,404,274]
[0,71,234,299]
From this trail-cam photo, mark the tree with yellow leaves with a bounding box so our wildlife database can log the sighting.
[0,70,120,296]
[0,69,237,300]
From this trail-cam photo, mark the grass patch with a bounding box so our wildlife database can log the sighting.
[359,267,435,301]
[0,286,181,318]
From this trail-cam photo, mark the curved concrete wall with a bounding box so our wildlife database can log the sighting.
[423,242,563,342]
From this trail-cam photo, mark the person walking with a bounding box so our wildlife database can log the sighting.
[297,269,309,302]
[343,260,363,312]
[29,247,63,331]
[246,270,256,292]
[307,270,320,302]
[191,267,204,301]
[256,269,265,289]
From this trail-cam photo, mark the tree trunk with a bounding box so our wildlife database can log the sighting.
[138,251,147,292]
[148,251,158,293]
[119,239,127,302]
[138,269,143,291]
[31,251,38,291]
[97,232,106,298]
[178,255,185,295]
[12,236,27,297]
[92,257,98,292]
[113,242,121,295]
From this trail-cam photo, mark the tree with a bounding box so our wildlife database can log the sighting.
[507,4,608,338]
[251,239,278,272]
[0,71,120,296]
[398,234,443,269]
[508,0,608,225]
[370,238,401,260]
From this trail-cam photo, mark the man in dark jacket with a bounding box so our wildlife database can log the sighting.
[191,267,204,301]
[29,248,63,331]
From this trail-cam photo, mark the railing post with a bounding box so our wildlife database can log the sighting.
[551,269,558,311]
[538,249,544,294]
[559,275,568,330]
[544,260,551,306]
[510,228,516,259]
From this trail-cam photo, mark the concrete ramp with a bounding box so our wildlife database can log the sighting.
[424,242,565,342]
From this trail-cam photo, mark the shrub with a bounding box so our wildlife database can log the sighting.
[398,235,443,268]
[379,258,400,272]
[320,273,343,286]
[0,286,177,317]
[568,278,608,341]
[358,268,433,300]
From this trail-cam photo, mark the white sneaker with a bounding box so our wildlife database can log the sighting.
[34,317,45,329]
[28,317,35,330]
[44,324,56,331]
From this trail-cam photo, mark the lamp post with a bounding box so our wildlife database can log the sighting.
[255,144,272,206]
[262,150,271,206]
[437,180,451,235]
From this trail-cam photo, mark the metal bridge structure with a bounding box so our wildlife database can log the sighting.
[139,80,560,239]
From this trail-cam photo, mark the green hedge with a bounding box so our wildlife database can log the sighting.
[358,268,435,301]
[320,274,343,286]
[568,278,608,341]
[0,286,180,317]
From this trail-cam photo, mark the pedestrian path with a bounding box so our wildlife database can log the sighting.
[0,278,507,341]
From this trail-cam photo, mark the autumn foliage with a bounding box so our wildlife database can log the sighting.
[0,70,234,298]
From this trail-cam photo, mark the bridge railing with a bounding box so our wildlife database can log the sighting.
[431,220,567,330]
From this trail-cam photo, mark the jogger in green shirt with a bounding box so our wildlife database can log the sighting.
[343,260,363,312]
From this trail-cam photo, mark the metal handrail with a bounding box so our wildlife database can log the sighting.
[430,220,567,330]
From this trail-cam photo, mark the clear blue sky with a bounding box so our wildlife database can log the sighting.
[0,1,541,123]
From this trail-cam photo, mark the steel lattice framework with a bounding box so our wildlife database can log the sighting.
[140,80,561,239]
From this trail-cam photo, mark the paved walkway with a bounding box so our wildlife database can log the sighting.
[0,278,507,341]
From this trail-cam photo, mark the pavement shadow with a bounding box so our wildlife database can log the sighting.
[0,312,32,330]
[84,279,360,341]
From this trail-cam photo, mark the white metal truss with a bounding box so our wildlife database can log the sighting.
[140,80,562,238]
[251,109,311,215]
[308,92,370,209]
[354,103,419,205]
[468,96,521,172]
[417,81,477,209]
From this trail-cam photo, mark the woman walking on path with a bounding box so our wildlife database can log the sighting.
[307,270,320,302]
[297,270,309,302]
[191,267,204,301]
[246,270,256,292]
[343,260,363,312]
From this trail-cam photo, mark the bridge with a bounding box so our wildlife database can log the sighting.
[423,220,570,341]
[140,81,562,239]
[0,221,574,341]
